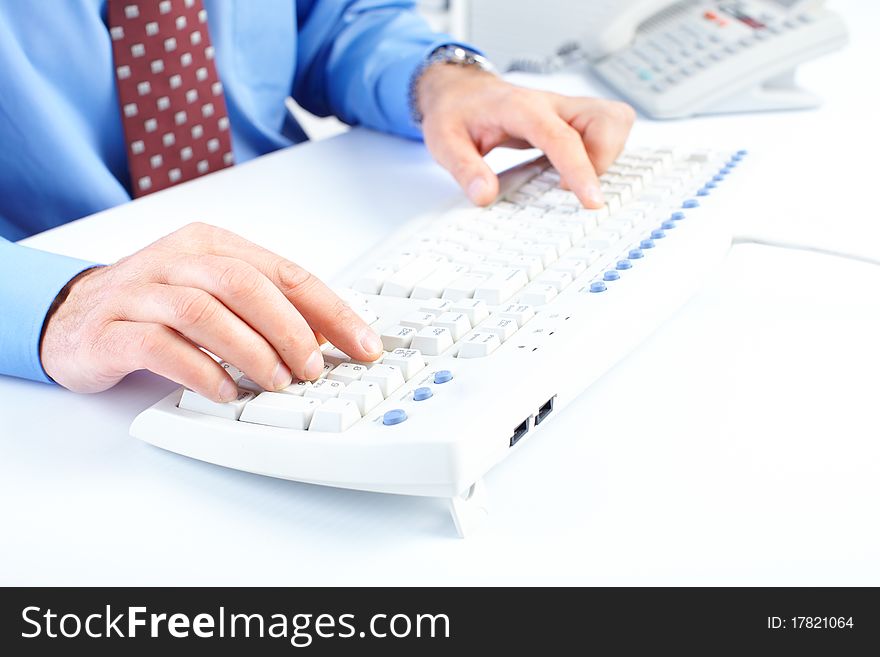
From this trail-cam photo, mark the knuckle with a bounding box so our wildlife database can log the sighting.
[137,325,171,362]
[217,261,261,299]
[172,289,217,326]
[609,101,636,125]
[276,261,317,298]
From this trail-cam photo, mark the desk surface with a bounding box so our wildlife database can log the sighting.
[2,0,878,585]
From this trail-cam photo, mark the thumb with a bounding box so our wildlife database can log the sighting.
[425,127,499,206]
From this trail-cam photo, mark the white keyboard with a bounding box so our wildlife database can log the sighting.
[130,146,747,536]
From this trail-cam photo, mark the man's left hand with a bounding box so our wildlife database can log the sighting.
[417,64,636,209]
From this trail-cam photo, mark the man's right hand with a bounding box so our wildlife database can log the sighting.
[40,223,384,401]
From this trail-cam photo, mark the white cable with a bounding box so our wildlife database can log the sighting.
[732,235,880,267]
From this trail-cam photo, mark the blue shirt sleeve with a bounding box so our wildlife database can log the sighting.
[293,0,477,140]
[0,238,96,383]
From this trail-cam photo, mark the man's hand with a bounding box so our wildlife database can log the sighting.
[40,223,384,401]
[417,64,636,209]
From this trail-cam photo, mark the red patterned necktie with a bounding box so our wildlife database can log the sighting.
[108,0,234,197]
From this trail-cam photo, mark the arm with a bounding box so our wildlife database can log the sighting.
[293,0,469,139]
[291,1,636,208]
[0,238,96,382]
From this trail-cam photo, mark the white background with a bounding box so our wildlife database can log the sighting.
[1,0,878,585]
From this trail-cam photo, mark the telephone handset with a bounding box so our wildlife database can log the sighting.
[587,0,848,119]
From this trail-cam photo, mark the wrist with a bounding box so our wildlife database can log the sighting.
[412,46,498,125]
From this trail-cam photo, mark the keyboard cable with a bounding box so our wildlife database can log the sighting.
[732,235,880,267]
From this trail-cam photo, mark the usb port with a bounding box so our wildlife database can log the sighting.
[534,396,555,426]
[509,418,530,447]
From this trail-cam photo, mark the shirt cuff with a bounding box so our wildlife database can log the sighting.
[0,242,97,383]
[379,38,485,141]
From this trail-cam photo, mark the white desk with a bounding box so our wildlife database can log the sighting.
[2,0,878,585]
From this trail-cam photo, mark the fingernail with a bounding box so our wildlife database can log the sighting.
[219,377,238,403]
[467,178,489,205]
[584,185,604,207]
[272,362,293,390]
[359,328,383,357]
[304,350,325,380]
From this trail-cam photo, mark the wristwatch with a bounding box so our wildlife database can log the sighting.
[409,45,496,126]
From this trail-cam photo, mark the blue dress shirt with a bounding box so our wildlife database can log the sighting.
[0,0,464,383]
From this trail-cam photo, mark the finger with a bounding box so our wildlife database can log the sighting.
[177,226,383,363]
[561,98,635,175]
[119,283,293,391]
[156,254,325,381]
[103,321,237,402]
[510,109,604,209]
[423,124,499,206]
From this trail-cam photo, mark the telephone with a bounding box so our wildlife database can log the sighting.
[452,0,849,119]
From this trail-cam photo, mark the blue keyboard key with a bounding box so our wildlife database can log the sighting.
[713,174,724,182]
[720,167,732,175]
[603,270,620,281]
[705,181,717,188]
[650,229,666,239]
[670,211,685,221]
[682,199,699,208]
[616,259,633,270]
[433,370,453,384]
[628,249,644,259]
[589,281,607,293]
[640,239,655,249]
[661,220,676,229]
[383,409,408,426]
[697,188,710,196]
[413,387,433,401]
[736,149,748,156]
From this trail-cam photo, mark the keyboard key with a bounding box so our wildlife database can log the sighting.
[322,347,350,367]
[413,386,433,401]
[548,258,587,278]
[339,380,384,414]
[497,303,535,325]
[477,317,518,342]
[410,264,469,300]
[434,369,453,384]
[411,326,454,356]
[318,362,335,379]
[383,348,426,380]
[418,298,454,315]
[473,268,529,305]
[327,362,368,385]
[219,362,244,384]
[450,299,490,325]
[304,378,345,401]
[362,364,406,397]
[278,380,312,396]
[239,393,321,430]
[534,270,573,292]
[400,311,437,330]
[352,305,379,326]
[380,325,416,351]
[457,332,501,358]
[353,265,394,295]
[442,274,488,301]
[380,258,439,297]
[565,248,601,266]
[382,409,408,426]
[519,283,558,306]
[432,312,471,340]
[179,389,255,420]
[502,240,557,266]
[309,398,361,432]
